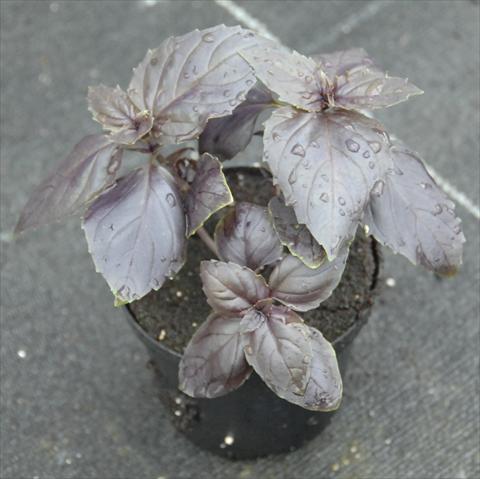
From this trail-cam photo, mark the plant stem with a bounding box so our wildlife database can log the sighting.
[196,227,219,258]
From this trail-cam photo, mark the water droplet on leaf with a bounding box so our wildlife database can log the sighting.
[432,204,443,216]
[202,33,215,43]
[166,193,176,207]
[371,180,385,197]
[345,139,360,152]
[288,169,297,185]
[291,144,305,157]
[368,141,382,153]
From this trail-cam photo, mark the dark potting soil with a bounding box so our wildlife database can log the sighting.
[129,167,379,354]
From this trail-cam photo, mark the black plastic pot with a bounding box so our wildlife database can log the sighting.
[124,241,380,460]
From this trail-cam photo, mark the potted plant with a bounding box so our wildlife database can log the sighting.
[16,25,465,459]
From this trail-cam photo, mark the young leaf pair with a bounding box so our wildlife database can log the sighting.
[179,202,345,411]
[205,44,465,275]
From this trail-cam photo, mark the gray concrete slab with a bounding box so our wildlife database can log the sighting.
[1,1,479,478]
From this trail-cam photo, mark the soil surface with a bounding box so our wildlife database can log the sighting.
[129,167,379,353]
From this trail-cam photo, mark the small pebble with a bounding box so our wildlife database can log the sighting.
[385,277,396,287]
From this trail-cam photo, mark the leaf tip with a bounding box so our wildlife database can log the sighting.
[113,295,129,307]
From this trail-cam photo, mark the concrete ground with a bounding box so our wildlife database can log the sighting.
[1,1,479,478]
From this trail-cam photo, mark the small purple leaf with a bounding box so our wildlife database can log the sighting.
[88,85,136,130]
[185,153,233,236]
[364,139,465,276]
[16,135,121,234]
[110,111,154,145]
[243,304,312,396]
[240,42,324,111]
[215,202,283,271]
[263,106,392,258]
[312,48,375,78]
[82,163,186,304]
[269,249,348,312]
[269,196,325,268]
[88,85,153,145]
[334,67,423,110]
[199,83,274,160]
[279,326,343,411]
[239,308,267,333]
[179,313,252,398]
[128,25,258,144]
[200,260,270,313]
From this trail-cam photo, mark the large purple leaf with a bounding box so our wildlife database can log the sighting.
[263,106,392,258]
[82,164,186,304]
[199,83,274,160]
[214,202,283,271]
[127,25,258,144]
[185,153,233,236]
[312,48,374,78]
[240,42,324,111]
[200,260,270,314]
[16,135,122,234]
[179,313,252,398]
[334,67,423,110]
[363,139,465,275]
[269,249,348,312]
[243,304,312,396]
[88,85,154,145]
[269,196,325,268]
[279,326,342,411]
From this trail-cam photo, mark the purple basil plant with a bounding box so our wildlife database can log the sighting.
[16,25,465,411]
